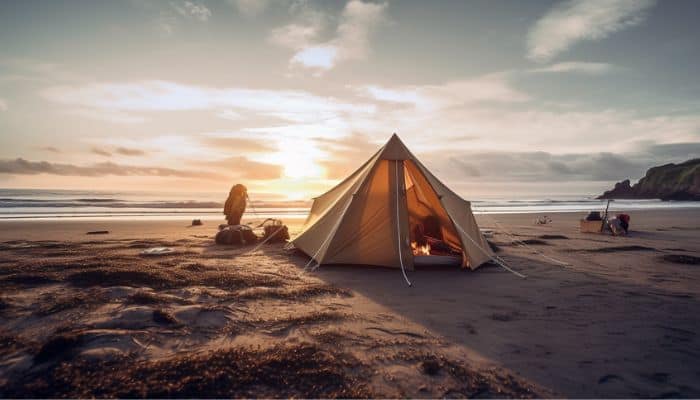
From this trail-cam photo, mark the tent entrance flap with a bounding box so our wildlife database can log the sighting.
[404,160,465,265]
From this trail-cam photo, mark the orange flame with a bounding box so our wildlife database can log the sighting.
[411,241,431,256]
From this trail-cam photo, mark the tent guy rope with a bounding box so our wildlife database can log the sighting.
[484,214,573,268]
[451,218,527,279]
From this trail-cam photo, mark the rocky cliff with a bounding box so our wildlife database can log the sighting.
[598,158,700,200]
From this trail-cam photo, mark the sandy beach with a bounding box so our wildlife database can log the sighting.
[0,209,699,397]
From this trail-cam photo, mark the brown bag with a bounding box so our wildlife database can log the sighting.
[262,224,290,243]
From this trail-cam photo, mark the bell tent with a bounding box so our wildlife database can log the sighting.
[291,134,494,272]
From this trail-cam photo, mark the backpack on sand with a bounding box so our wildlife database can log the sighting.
[215,225,258,245]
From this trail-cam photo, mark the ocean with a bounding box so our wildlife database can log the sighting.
[1,188,698,221]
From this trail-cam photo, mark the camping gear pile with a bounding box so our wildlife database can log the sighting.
[215,218,290,246]
[216,225,258,245]
[580,200,631,236]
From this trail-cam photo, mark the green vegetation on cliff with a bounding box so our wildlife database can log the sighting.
[599,159,700,200]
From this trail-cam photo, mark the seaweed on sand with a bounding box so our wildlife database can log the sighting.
[67,269,174,289]
[235,284,352,301]
[35,291,107,316]
[250,311,349,336]
[393,351,540,398]
[2,343,372,398]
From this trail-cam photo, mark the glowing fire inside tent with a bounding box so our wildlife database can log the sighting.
[411,241,431,256]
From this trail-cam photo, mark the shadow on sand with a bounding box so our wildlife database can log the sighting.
[292,251,700,398]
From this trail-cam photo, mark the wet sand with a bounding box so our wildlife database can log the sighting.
[0,209,699,397]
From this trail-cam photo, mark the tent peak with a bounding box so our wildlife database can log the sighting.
[380,133,411,160]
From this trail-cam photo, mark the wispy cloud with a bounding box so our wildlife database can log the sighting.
[197,156,283,180]
[229,0,269,18]
[91,146,147,157]
[360,73,530,110]
[170,0,211,21]
[39,146,61,153]
[135,0,211,36]
[436,140,700,185]
[0,158,218,179]
[67,108,147,124]
[91,147,112,157]
[531,61,619,74]
[42,80,375,125]
[314,132,379,179]
[527,0,656,62]
[199,134,277,153]
[271,0,388,73]
[115,147,146,156]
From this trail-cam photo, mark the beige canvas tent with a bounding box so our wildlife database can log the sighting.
[291,134,494,273]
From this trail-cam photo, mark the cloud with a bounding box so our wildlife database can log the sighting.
[170,0,211,21]
[115,147,147,156]
[527,0,656,62]
[230,0,269,18]
[531,61,618,74]
[268,0,328,51]
[433,140,700,184]
[637,141,700,160]
[269,23,322,52]
[39,146,61,153]
[0,98,7,111]
[66,108,147,124]
[291,46,338,70]
[445,152,641,182]
[332,0,388,60]
[0,158,218,179]
[155,11,178,35]
[313,132,379,179]
[91,147,112,157]
[91,146,147,158]
[272,0,388,73]
[196,156,283,180]
[42,80,375,125]
[199,135,277,153]
[134,0,210,36]
[360,74,530,110]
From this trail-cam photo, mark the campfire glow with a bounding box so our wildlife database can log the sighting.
[411,241,431,256]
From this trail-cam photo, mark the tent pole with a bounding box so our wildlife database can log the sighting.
[395,160,412,287]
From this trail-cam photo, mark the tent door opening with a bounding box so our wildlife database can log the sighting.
[402,160,465,267]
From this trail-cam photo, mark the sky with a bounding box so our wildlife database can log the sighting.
[0,0,699,200]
